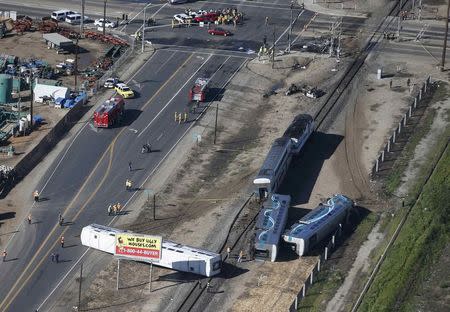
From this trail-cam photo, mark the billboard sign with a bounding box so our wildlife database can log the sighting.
[115,233,162,262]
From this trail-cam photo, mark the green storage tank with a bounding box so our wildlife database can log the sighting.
[0,74,13,104]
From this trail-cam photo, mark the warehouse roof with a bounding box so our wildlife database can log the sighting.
[42,33,73,47]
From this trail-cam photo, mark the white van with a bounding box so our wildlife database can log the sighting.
[51,10,76,21]
[65,13,88,24]
[168,0,189,4]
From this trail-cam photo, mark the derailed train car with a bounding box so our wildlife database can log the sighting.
[253,114,314,200]
[253,194,291,262]
[81,224,221,277]
[282,194,354,256]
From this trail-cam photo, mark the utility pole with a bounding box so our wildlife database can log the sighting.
[142,5,146,53]
[397,0,403,41]
[213,102,219,144]
[74,37,79,91]
[78,263,83,311]
[272,25,276,69]
[29,72,33,132]
[441,0,450,71]
[287,1,294,53]
[80,0,85,33]
[103,0,107,36]
[153,194,156,220]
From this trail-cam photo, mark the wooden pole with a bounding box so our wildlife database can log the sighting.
[78,263,83,311]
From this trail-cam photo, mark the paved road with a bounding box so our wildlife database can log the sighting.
[0,49,247,311]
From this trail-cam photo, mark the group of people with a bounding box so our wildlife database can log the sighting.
[108,202,123,216]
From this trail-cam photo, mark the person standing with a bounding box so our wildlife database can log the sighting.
[128,161,133,172]
[238,250,244,263]
[2,250,7,262]
[108,204,112,216]
[55,252,59,263]
[226,246,231,258]
[27,214,32,225]
[112,204,117,215]
[60,236,65,248]
[33,190,40,202]
[51,253,55,262]
[117,202,122,213]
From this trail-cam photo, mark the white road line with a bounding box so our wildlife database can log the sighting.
[36,248,90,312]
[0,50,160,256]
[37,58,246,312]
[157,44,255,58]
[137,53,213,138]
[156,133,164,141]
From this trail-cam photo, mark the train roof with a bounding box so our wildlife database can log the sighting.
[162,240,220,260]
[83,223,127,234]
[255,194,290,247]
[255,137,291,179]
[284,194,354,240]
[283,114,314,139]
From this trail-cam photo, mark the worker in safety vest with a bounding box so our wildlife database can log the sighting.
[125,179,132,191]
[33,190,40,202]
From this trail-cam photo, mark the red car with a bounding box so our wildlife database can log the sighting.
[208,28,232,36]
[194,13,218,23]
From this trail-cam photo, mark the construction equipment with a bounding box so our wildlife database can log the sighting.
[285,83,323,98]
[93,95,124,128]
[188,78,209,102]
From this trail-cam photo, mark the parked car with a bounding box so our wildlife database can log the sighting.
[173,13,190,23]
[65,13,90,24]
[194,13,219,23]
[51,9,76,21]
[104,77,120,88]
[94,18,117,28]
[208,28,232,36]
[115,83,134,98]
[168,0,189,4]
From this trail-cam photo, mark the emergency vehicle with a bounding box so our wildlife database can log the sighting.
[188,78,209,102]
[93,95,124,128]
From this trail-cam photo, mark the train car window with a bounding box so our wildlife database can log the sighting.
[176,250,184,253]
[109,234,115,236]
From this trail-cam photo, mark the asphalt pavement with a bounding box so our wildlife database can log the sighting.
[0,49,247,311]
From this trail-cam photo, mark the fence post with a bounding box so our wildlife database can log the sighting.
[302,284,306,297]
[375,159,379,172]
[403,114,407,126]
[294,296,298,309]
[393,130,396,143]
[381,150,385,162]
[398,121,402,134]
[387,139,391,152]
[318,258,321,272]
[325,246,328,260]
[409,106,412,117]
[332,235,336,247]
[414,97,417,108]
[310,269,314,284]
[419,88,422,100]
[424,82,427,93]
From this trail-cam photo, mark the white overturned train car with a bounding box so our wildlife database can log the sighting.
[254,194,291,262]
[282,194,354,256]
[253,114,314,199]
[81,224,221,277]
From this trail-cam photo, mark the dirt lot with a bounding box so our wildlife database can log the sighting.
[1,30,109,88]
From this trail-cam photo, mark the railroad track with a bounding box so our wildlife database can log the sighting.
[173,2,413,311]
[313,0,410,131]
[174,193,257,312]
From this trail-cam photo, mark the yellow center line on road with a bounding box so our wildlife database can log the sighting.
[141,53,194,111]
[0,52,195,312]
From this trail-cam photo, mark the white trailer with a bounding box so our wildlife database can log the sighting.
[33,84,69,103]
[81,224,222,277]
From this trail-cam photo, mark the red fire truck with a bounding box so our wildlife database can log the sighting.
[93,95,125,128]
[188,78,209,102]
